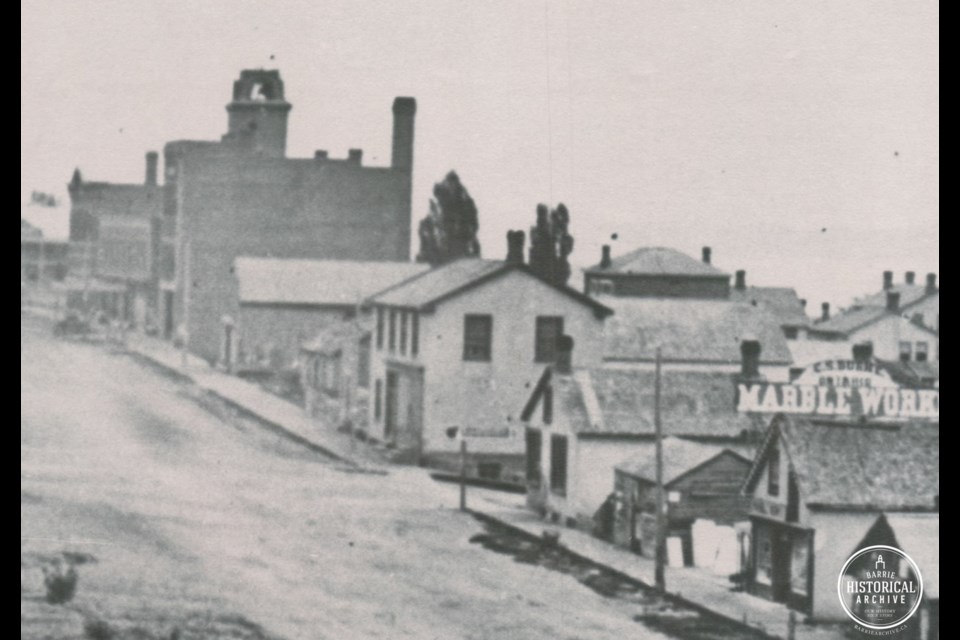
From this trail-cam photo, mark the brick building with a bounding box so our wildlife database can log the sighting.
[160,70,418,362]
[66,156,163,324]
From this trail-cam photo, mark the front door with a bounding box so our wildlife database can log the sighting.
[384,370,399,443]
[771,528,792,603]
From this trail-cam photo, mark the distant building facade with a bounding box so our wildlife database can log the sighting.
[231,258,428,373]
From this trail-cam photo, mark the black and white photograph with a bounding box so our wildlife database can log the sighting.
[22,2,938,639]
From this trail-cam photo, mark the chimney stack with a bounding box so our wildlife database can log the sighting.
[702,246,712,264]
[600,245,612,269]
[506,230,525,265]
[886,291,900,312]
[740,339,761,378]
[799,298,807,309]
[314,150,328,160]
[555,335,574,374]
[347,148,363,165]
[883,271,894,290]
[821,302,830,321]
[926,273,937,294]
[145,151,158,186]
[391,97,417,172]
[735,269,746,290]
[905,271,916,285]
[852,342,874,363]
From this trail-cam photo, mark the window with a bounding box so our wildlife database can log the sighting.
[526,429,542,487]
[899,341,912,363]
[589,278,614,295]
[389,310,397,351]
[549,434,568,495]
[755,525,773,586]
[916,342,929,362]
[357,335,371,388]
[463,314,493,361]
[535,316,564,363]
[477,462,503,480]
[411,312,419,356]
[400,312,408,355]
[374,379,382,421]
[767,444,780,497]
[376,308,384,350]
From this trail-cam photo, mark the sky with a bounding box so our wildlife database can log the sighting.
[21,0,938,309]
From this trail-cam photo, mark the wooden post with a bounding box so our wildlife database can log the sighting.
[787,610,796,640]
[459,437,467,512]
[654,346,666,592]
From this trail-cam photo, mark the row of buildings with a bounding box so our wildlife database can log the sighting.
[60,69,938,631]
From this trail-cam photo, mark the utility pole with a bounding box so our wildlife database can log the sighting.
[459,436,467,512]
[654,346,666,592]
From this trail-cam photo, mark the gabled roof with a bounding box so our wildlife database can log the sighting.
[812,305,939,337]
[856,284,937,310]
[744,415,939,511]
[368,258,613,316]
[524,367,762,439]
[728,286,809,328]
[883,513,939,598]
[616,437,749,485]
[235,257,429,306]
[603,297,793,364]
[586,247,729,277]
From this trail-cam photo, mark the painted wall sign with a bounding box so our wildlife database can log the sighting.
[737,360,938,419]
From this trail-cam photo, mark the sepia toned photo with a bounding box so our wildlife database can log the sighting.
[22,2,938,639]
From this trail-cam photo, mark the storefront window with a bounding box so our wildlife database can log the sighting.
[791,537,809,595]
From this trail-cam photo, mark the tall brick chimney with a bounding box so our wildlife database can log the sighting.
[735,270,746,290]
[740,339,761,378]
[506,230,525,265]
[555,335,574,374]
[391,97,417,172]
[145,151,158,186]
[886,291,900,312]
[347,148,363,165]
[883,271,894,290]
[702,246,712,265]
[905,271,916,285]
[600,245,612,269]
[926,273,937,294]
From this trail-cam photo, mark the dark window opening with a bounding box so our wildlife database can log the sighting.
[411,313,420,356]
[463,314,493,361]
[400,312,408,355]
[767,444,780,497]
[477,462,503,480]
[389,310,397,351]
[376,308,384,350]
[535,316,564,363]
[526,429,542,487]
[550,435,568,495]
[374,379,382,421]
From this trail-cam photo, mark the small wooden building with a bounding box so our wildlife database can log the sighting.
[613,437,751,566]
[742,414,939,619]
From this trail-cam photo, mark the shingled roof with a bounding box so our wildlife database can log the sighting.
[540,368,763,438]
[812,305,939,337]
[585,247,729,277]
[603,298,793,364]
[856,284,937,310]
[235,258,429,306]
[745,415,939,511]
[616,437,750,484]
[368,258,613,316]
[729,286,809,328]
